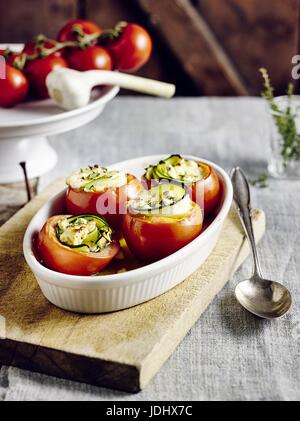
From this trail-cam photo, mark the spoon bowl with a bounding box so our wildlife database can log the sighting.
[235,278,292,319]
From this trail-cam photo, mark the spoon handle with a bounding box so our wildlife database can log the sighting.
[231,167,263,278]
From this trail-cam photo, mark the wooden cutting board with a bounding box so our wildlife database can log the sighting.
[0,179,265,393]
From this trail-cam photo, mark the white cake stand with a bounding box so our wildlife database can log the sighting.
[0,85,119,183]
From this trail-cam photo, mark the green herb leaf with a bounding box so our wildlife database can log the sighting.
[249,174,269,189]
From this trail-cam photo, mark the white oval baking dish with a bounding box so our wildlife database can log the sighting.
[23,155,233,313]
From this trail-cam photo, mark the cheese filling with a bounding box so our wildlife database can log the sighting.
[130,184,193,216]
[66,165,127,192]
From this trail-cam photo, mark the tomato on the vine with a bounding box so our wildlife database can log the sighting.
[67,46,112,71]
[0,65,29,108]
[57,19,102,43]
[24,55,68,98]
[102,22,152,72]
[1,18,154,107]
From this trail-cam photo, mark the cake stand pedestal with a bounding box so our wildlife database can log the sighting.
[0,86,119,183]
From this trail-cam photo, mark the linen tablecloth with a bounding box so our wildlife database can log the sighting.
[0,97,299,401]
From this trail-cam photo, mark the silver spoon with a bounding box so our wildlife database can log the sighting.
[231,167,292,318]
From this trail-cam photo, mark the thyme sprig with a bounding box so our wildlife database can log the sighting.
[249,174,269,188]
[260,67,300,161]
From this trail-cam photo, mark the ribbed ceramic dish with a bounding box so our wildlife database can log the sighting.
[23,155,233,313]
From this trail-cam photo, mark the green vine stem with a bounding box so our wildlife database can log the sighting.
[99,21,127,42]
[1,30,102,71]
[1,21,127,70]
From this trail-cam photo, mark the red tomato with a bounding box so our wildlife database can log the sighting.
[65,174,144,229]
[57,19,102,43]
[67,46,112,71]
[190,163,220,215]
[0,65,29,108]
[122,204,203,262]
[143,162,220,216]
[103,23,152,72]
[24,55,68,98]
[38,215,120,275]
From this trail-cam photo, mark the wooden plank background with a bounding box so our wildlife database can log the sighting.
[0,0,299,96]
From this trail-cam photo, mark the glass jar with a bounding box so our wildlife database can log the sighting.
[267,95,300,179]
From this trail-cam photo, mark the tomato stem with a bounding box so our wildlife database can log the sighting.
[8,23,116,71]
[99,21,128,41]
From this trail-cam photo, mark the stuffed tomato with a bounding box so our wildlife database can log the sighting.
[65,165,144,228]
[143,154,220,215]
[123,183,203,262]
[38,214,120,275]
